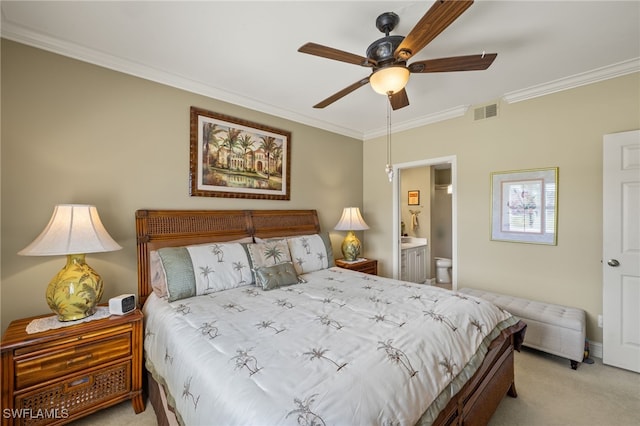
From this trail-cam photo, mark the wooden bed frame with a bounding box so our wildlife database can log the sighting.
[135,209,525,425]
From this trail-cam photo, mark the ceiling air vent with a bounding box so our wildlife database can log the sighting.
[474,103,498,121]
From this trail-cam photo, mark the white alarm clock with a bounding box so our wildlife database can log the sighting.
[109,294,137,315]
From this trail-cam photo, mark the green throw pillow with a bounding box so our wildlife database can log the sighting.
[157,247,196,302]
[254,262,299,290]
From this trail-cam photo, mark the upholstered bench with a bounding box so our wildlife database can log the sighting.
[459,288,586,369]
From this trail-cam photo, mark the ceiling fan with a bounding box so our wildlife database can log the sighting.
[298,0,497,110]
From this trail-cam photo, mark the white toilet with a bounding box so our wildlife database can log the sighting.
[435,257,452,284]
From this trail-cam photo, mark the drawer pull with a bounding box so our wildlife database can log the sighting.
[69,377,90,387]
[66,353,93,366]
[64,375,95,392]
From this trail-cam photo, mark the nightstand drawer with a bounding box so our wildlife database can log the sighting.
[14,361,131,426]
[14,332,131,390]
[355,264,377,275]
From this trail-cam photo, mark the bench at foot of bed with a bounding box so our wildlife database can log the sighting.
[459,288,586,369]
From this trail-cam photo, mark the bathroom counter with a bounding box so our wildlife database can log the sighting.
[400,237,427,250]
[401,242,427,250]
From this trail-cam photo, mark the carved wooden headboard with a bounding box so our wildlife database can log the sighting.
[135,209,321,305]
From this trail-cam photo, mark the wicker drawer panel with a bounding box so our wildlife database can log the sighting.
[14,361,131,426]
[14,333,131,389]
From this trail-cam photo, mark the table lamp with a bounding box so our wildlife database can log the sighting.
[18,204,122,321]
[334,207,370,261]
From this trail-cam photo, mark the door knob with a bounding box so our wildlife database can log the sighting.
[607,259,620,267]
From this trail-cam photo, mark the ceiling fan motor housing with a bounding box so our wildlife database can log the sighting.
[366,35,405,68]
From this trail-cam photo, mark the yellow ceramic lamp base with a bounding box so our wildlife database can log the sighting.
[46,254,104,321]
[341,231,362,261]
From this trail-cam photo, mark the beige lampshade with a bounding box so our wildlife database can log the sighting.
[369,66,410,95]
[334,207,370,231]
[18,204,122,256]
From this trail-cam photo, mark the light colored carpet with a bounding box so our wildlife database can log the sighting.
[70,348,639,425]
[67,399,156,426]
[490,348,640,426]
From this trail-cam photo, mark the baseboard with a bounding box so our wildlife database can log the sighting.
[589,341,603,359]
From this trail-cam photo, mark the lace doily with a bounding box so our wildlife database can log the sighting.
[26,307,112,334]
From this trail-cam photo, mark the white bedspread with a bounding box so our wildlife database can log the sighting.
[143,267,517,426]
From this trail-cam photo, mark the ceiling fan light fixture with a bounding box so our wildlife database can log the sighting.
[369,66,410,95]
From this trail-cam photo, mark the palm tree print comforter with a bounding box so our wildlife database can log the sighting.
[143,267,518,425]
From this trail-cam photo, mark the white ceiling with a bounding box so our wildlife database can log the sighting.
[2,1,639,140]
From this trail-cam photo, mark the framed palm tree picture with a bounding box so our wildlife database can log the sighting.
[190,106,291,200]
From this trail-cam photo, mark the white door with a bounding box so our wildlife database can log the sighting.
[603,129,640,372]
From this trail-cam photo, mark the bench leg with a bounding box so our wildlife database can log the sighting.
[570,360,578,370]
[507,382,518,398]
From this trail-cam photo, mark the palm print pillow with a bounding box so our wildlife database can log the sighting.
[245,240,292,268]
[158,242,253,302]
[287,233,334,274]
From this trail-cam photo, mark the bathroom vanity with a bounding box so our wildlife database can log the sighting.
[400,237,428,284]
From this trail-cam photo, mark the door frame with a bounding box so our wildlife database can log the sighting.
[392,155,457,288]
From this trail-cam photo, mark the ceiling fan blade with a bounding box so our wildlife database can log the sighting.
[389,89,409,110]
[298,42,373,66]
[394,0,474,61]
[313,78,371,109]
[408,53,497,73]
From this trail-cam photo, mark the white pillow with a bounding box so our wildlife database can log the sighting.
[188,243,253,294]
[287,233,334,274]
[149,237,254,300]
[158,242,253,302]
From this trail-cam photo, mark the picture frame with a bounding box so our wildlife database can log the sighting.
[490,167,558,245]
[189,106,291,200]
[408,190,420,205]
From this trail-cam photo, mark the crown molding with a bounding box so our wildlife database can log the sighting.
[3,19,638,142]
[363,105,469,141]
[503,58,640,104]
[0,22,363,140]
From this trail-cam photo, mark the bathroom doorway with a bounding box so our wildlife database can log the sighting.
[392,156,457,289]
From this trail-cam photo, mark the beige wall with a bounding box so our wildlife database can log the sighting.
[0,40,362,332]
[3,39,639,345]
[364,72,640,343]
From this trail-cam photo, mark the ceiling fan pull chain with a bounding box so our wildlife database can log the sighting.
[385,97,394,182]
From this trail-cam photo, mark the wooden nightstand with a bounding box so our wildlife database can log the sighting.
[335,258,378,275]
[1,309,144,425]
